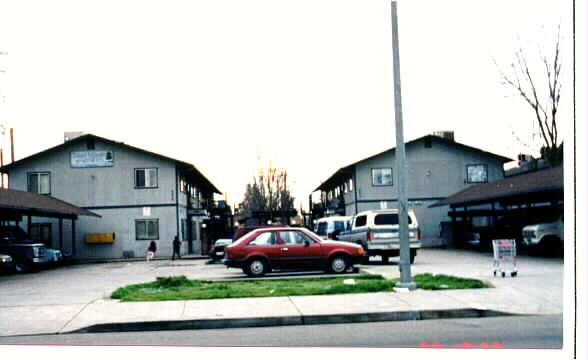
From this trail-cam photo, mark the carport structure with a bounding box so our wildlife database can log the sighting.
[429,165,563,248]
[0,188,100,256]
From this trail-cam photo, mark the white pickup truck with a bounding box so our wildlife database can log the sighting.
[336,209,421,264]
[522,214,563,252]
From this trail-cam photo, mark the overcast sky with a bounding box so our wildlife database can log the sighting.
[0,0,578,209]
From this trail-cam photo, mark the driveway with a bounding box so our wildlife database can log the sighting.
[0,249,564,310]
[0,259,237,307]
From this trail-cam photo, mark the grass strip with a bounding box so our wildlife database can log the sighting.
[412,273,489,290]
[111,274,396,302]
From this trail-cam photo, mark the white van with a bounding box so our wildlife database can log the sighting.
[337,209,421,264]
[314,216,351,240]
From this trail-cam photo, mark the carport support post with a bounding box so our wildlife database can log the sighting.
[27,215,32,237]
[59,218,63,251]
[391,1,415,290]
[71,219,76,257]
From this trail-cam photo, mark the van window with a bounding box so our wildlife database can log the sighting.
[316,222,328,236]
[374,214,413,225]
[334,221,346,232]
[355,216,367,227]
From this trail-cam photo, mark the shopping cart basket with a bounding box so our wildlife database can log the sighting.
[492,239,517,277]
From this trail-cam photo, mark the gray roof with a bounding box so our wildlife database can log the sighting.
[314,135,513,192]
[429,165,563,208]
[0,188,101,219]
[0,133,222,195]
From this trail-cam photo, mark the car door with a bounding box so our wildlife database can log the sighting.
[275,230,322,269]
[245,231,281,267]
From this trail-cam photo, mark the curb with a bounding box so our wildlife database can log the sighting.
[68,308,520,334]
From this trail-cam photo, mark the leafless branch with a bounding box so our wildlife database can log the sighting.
[494,27,563,156]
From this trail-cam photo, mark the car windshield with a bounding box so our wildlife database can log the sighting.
[303,229,324,242]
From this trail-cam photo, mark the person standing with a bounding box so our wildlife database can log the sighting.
[146,241,157,262]
[172,235,182,260]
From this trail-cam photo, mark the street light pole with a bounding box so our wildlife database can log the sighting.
[391,1,416,290]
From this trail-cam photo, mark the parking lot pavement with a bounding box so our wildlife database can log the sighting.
[0,249,564,308]
[360,248,564,314]
[0,249,565,336]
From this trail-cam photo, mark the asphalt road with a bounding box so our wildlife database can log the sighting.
[0,315,563,348]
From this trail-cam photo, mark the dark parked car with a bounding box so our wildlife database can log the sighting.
[0,253,15,274]
[0,226,50,272]
[223,227,365,276]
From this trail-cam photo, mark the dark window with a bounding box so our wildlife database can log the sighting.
[136,219,159,240]
[374,214,413,225]
[355,215,367,227]
[87,138,95,150]
[27,172,51,195]
[135,168,158,188]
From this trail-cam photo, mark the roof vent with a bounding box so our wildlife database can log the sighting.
[432,131,454,141]
[517,154,535,166]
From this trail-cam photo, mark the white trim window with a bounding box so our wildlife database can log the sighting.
[466,164,488,183]
[136,219,159,240]
[372,168,393,186]
[135,168,158,188]
[27,172,51,195]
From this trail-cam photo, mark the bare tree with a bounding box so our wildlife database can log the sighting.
[241,166,295,221]
[495,27,563,165]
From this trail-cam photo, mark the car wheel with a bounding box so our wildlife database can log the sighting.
[246,258,267,277]
[14,263,28,273]
[329,255,349,274]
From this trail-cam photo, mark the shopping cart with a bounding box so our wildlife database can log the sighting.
[492,239,517,277]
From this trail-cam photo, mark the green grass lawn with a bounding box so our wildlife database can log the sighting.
[111,274,395,302]
[412,273,489,290]
[111,273,490,302]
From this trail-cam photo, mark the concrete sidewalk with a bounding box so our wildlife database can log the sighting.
[0,249,564,337]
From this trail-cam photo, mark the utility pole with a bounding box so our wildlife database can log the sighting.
[391,1,416,289]
[10,128,14,162]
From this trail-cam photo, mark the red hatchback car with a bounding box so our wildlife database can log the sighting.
[223,227,366,276]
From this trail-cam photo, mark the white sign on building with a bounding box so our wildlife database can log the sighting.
[70,151,114,168]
